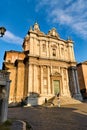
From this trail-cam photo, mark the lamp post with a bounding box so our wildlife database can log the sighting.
[0,27,6,37]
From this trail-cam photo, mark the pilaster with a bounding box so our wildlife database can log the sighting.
[39,40,42,56]
[61,68,64,95]
[47,66,51,94]
[46,41,49,57]
[33,65,37,92]
[28,64,33,94]
[16,60,25,101]
[41,66,43,94]
[30,37,34,55]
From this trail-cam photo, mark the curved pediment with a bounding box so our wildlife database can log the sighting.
[48,28,60,39]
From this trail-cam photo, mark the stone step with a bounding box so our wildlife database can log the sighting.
[52,96,82,106]
[26,95,82,107]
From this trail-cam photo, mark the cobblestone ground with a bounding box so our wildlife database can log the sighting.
[8,102,87,130]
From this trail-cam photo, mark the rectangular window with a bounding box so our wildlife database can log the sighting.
[43,44,46,52]
[53,48,56,56]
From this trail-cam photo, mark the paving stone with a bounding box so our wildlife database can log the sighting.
[8,102,87,130]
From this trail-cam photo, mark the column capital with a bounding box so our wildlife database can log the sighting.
[68,66,77,70]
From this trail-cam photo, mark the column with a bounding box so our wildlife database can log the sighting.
[33,38,36,56]
[74,69,81,94]
[63,45,65,60]
[72,68,78,94]
[59,44,61,60]
[15,61,24,101]
[49,43,51,58]
[66,69,71,96]
[46,41,49,57]
[41,66,43,94]
[69,67,82,100]
[28,64,33,94]
[60,67,64,95]
[33,65,37,92]
[36,65,39,93]
[39,40,42,56]
[56,44,59,59]
[30,37,34,55]
[48,66,51,94]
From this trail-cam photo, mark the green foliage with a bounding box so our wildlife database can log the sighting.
[0,120,32,130]
[0,120,12,130]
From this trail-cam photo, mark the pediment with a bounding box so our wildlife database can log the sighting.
[29,22,45,36]
[48,28,60,38]
[51,72,61,77]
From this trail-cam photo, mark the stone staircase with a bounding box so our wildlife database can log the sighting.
[25,94,82,107]
[44,96,82,107]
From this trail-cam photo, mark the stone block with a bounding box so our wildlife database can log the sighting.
[11,120,26,130]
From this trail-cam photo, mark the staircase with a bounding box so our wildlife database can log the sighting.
[43,96,82,107]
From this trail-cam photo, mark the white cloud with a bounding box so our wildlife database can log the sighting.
[36,0,87,38]
[2,30,23,45]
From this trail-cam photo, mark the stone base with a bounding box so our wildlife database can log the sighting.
[27,95,54,106]
[73,93,83,101]
[26,93,83,106]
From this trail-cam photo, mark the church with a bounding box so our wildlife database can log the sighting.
[3,22,82,106]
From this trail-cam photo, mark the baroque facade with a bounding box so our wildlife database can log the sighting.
[3,23,82,105]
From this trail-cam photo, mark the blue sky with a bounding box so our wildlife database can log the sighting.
[0,0,87,68]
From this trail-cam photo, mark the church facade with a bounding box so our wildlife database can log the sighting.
[3,23,82,105]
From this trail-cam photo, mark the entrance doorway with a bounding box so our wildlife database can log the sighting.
[53,80,60,95]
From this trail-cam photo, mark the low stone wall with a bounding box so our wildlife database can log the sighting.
[11,120,26,130]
